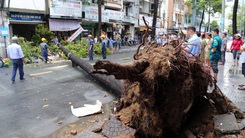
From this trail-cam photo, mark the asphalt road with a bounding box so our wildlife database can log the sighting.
[1,44,245,137]
[0,62,114,138]
[0,48,136,138]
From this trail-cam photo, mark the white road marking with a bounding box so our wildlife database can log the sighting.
[30,71,53,77]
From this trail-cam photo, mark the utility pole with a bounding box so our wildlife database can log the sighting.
[192,0,196,27]
[221,0,225,32]
[152,0,159,37]
[98,0,102,41]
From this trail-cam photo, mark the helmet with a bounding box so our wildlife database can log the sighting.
[41,38,46,42]
[101,35,105,39]
[11,36,18,41]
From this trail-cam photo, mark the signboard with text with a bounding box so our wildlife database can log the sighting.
[106,9,123,21]
[10,12,44,21]
[1,27,9,37]
[67,27,84,42]
[50,0,82,19]
[85,6,109,22]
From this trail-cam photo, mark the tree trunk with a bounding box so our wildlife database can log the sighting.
[207,9,211,32]
[152,0,159,38]
[98,0,102,41]
[199,9,205,32]
[233,0,239,34]
[58,44,123,95]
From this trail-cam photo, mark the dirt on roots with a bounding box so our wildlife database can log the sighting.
[93,43,245,137]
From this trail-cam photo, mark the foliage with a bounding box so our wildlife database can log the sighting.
[64,38,111,59]
[32,24,54,46]
[210,20,220,30]
[19,37,40,63]
[3,58,12,67]
[227,5,245,34]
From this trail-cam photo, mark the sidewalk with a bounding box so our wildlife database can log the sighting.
[217,41,245,112]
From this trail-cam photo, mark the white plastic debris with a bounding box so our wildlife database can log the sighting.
[71,100,102,117]
[207,83,214,93]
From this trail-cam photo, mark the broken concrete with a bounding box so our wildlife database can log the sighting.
[102,115,136,138]
[239,119,245,130]
[214,113,240,134]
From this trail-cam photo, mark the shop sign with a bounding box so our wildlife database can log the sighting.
[85,6,109,22]
[106,9,123,21]
[50,0,82,19]
[1,27,9,37]
[10,12,44,21]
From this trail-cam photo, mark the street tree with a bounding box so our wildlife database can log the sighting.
[232,0,239,35]
[185,0,222,32]
[209,20,220,30]
[152,0,159,37]
[98,0,102,41]
[227,5,245,35]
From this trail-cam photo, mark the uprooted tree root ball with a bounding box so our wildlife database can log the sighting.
[93,43,245,137]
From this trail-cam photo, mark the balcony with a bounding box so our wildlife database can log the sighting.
[104,0,122,10]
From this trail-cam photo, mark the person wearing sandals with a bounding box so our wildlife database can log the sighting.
[238,46,245,90]
[230,34,244,66]
[205,33,212,66]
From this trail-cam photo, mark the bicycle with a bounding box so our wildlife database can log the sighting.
[0,57,4,68]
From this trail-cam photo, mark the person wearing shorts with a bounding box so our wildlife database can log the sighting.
[210,28,222,81]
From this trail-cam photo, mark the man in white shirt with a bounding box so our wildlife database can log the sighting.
[7,36,26,84]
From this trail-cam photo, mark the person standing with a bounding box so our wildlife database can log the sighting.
[210,28,222,80]
[184,26,201,57]
[162,34,168,46]
[221,33,228,65]
[101,35,107,59]
[200,33,207,62]
[156,36,162,44]
[147,35,152,44]
[94,36,98,43]
[88,35,94,61]
[7,36,26,84]
[205,33,212,66]
[109,37,114,54]
[40,38,49,63]
[238,45,245,90]
[230,34,243,66]
[54,35,59,46]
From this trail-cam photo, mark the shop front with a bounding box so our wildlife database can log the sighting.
[9,12,45,40]
[49,0,82,41]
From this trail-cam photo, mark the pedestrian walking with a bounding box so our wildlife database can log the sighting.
[40,38,49,63]
[230,34,243,66]
[200,33,207,62]
[221,32,228,65]
[88,35,94,61]
[7,36,26,84]
[210,28,222,80]
[205,33,212,66]
[101,35,107,59]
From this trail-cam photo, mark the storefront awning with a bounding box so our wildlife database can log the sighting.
[49,19,81,31]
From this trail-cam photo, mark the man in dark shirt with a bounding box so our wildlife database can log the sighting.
[88,35,94,61]
[40,38,48,63]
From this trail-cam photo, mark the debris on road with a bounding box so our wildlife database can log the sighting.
[43,104,49,108]
[104,92,108,97]
[70,130,77,135]
[42,98,48,101]
[71,100,102,118]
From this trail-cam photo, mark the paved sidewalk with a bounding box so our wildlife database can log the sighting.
[217,41,245,112]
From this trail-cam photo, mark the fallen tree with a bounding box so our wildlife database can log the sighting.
[59,17,245,137]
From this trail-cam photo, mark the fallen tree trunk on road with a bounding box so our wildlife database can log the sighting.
[58,44,123,95]
[58,35,245,137]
